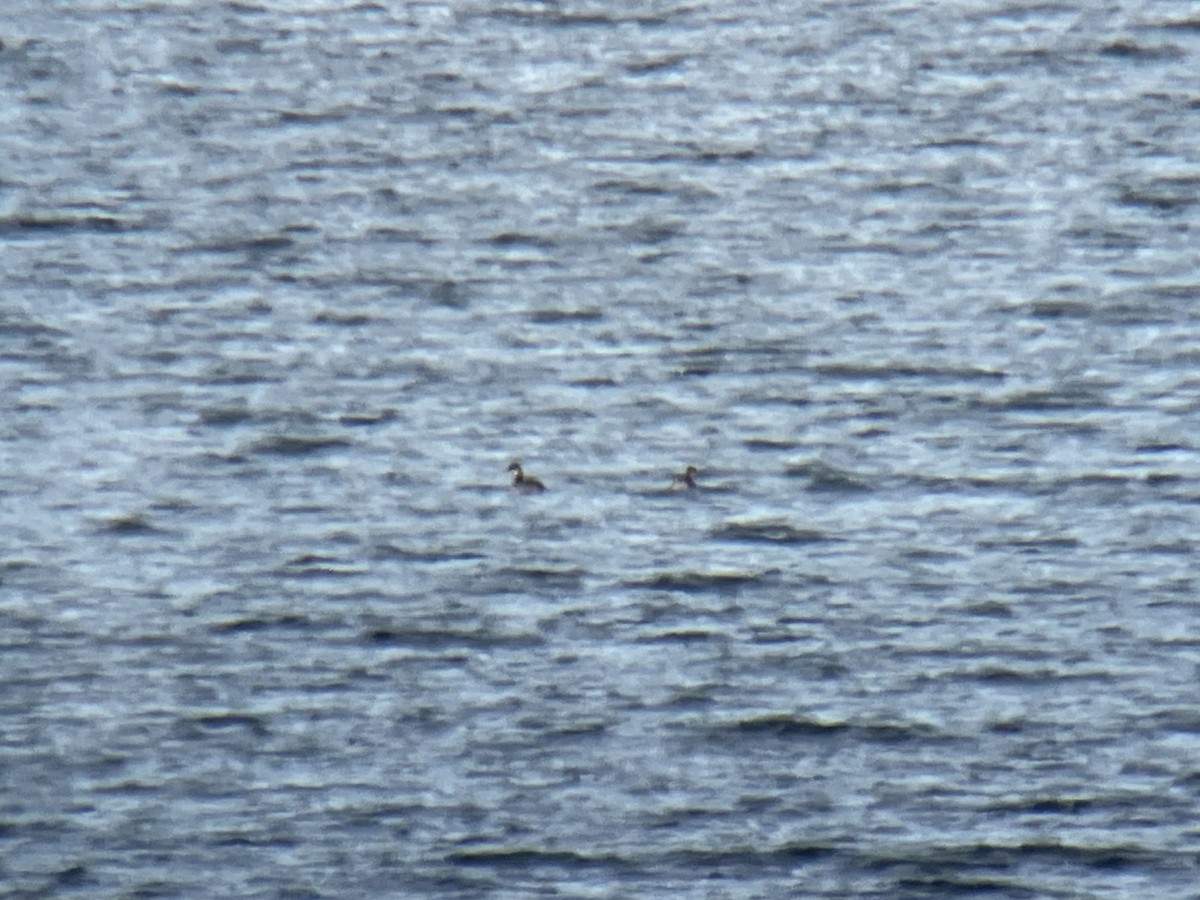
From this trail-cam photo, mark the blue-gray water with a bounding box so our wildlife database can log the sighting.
[3,1,1200,896]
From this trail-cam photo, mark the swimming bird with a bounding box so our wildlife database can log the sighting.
[672,465,699,490]
[507,460,546,493]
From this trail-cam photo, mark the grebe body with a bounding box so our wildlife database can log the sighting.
[507,460,546,493]
[672,465,699,490]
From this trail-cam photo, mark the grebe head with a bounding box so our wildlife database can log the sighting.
[507,460,523,474]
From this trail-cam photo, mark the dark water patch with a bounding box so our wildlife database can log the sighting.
[210,829,301,849]
[249,434,352,456]
[0,314,69,339]
[339,408,398,426]
[1135,540,1192,558]
[1058,223,1142,251]
[667,345,726,377]
[0,213,139,234]
[626,570,770,593]
[92,778,160,796]
[657,843,838,872]
[644,803,746,830]
[965,666,1087,686]
[1144,472,1184,487]
[312,310,375,326]
[363,628,543,651]
[147,496,199,514]
[200,361,285,386]
[278,554,364,578]
[887,876,1036,897]
[618,215,685,246]
[708,518,828,545]
[624,52,689,75]
[1009,579,1099,599]
[368,225,434,246]
[484,7,670,27]
[499,566,587,589]
[277,107,352,125]
[975,535,1079,552]
[983,386,1111,412]
[96,513,162,535]
[785,459,873,492]
[455,565,589,596]
[636,628,722,644]
[592,177,676,197]
[527,307,604,324]
[446,847,631,871]
[183,233,296,255]
[917,134,996,151]
[908,472,1127,497]
[566,375,618,387]
[1159,15,1200,33]
[814,362,1005,382]
[550,718,611,738]
[989,796,1093,815]
[1134,708,1200,735]
[742,437,801,452]
[962,600,1014,618]
[487,231,557,250]
[1136,441,1191,454]
[1027,298,1092,319]
[179,713,270,738]
[712,713,938,744]
[0,560,41,594]
[373,543,486,564]
[1116,176,1200,213]
[517,715,612,740]
[213,34,263,53]
[1099,39,1185,61]
[201,450,252,466]
[871,840,1167,875]
[157,79,203,97]
[424,278,470,308]
[209,615,312,635]
[667,340,811,379]
[46,864,92,890]
[900,546,961,563]
[655,686,717,709]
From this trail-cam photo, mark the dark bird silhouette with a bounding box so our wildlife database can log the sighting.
[507,460,546,493]
[672,465,699,490]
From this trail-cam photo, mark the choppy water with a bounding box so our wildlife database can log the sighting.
[3,0,1200,896]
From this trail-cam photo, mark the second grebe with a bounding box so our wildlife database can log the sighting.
[507,460,546,493]
[672,465,699,489]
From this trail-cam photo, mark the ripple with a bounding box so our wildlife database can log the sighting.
[711,713,938,744]
[626,570,771,593]
[784,460,873,492]
[208,615,313,635]
[177,713,270,738]
[362,628,543,651]
[445,848,629,870]
[248,434,353,456]
[708,518,829,545]
[1099,39,1186,61]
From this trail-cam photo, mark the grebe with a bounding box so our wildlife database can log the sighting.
[672,465,699,489]
[507,460,546,493]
